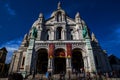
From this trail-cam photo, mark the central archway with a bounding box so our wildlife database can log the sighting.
[36,48,48,74]
[54,48,66,74]
[72,48,84,72]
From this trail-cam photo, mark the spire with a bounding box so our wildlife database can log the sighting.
[24,33,28,40]
[57,1,61,9]
[91,32,98,43]
[75,12,80,18]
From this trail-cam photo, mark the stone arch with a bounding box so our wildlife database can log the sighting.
[72,48,84,72]
[53,48,66,74]
[36,48,48,74]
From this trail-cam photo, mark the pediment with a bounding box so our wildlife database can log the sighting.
[66,17,76,25]
[45,17,54,25]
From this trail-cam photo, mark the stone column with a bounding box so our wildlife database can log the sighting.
[48,58,53,73]
[78,29,83,39]
[61,29,65,40]
[66,57,72,79]
[51,30,54,40]
[54,29,56,40]
[24,38,35,75]
[66,58,72,72]
[9,53,16,74]
[36,30,41,40]
[83,56,89,72]
[86,38,97,73]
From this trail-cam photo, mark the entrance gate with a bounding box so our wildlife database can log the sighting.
[72,48,84,72]
[54,48,66,74]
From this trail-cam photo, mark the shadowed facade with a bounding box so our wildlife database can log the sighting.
[9,2,111,77]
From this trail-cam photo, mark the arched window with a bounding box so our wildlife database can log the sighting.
[57,12,62,22]
[47,29,50,40]
[56,27,62,40]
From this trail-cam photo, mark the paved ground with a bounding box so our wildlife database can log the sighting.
[0,78,8,80]
[1,78,120,80]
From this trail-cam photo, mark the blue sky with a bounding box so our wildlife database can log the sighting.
[0,0,120,63]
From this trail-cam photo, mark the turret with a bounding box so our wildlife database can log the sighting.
[75,12,81,23]
[91,32,98,43]
[38,13,44,23]
[20,33,29,47]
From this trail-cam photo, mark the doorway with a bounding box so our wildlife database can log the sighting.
[54,48,66,74]
[72,48,84,72]
[36,49,48,74]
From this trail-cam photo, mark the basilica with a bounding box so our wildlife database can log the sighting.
[9,2,111,77]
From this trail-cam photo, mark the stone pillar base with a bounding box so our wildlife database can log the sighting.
[66,68,72,73]
[66,68,72,79]
[48,68,53,73]
[21,71,27,78]
[66,67,72,76]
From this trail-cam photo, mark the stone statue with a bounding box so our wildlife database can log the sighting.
[82,26,88,38]
[32,27,37,38]
[71,28,79,40]
[58,13,62,22]
[71,30,74,40]
[57,1,61,9]
[92,32,98,42]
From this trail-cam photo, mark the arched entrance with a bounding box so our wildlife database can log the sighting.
[36,48,48,74]
[54,48,66,74]
[72,48,84,72]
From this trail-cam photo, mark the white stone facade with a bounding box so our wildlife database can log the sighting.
[9,2,111,77]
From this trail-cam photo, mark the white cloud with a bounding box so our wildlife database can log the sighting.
[4,3,16,16]
[0,37,22,63]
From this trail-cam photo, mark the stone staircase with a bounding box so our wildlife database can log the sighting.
[25,73,120,80]
[25,73,85,80]
[26,74,46,80]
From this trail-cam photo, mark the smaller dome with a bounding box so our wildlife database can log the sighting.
[39,13,43,18]
[51,11,56,17]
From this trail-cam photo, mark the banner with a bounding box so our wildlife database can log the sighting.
[66,43,72,58]
[49,43,54,58]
